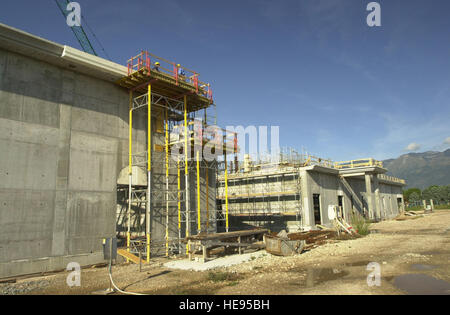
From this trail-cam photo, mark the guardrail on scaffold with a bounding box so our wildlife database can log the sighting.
[170,121,238,154]
[378,174,406,184]
[126,51,213,101]
[334,158,383,169]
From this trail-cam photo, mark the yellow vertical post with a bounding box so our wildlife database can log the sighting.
[184,96,188,175]
[224,154,229,233]
[127,91,133,262]
[146,84,151,262]
[165,108,169,257]
[177,158,181,249]
[206,166,209,230]
[196,150,201,234]
[184,96,190,255]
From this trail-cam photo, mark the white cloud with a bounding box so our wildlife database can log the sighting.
[404,142,421,151]
[444,137,450,145]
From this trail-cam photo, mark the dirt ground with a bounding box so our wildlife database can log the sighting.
[3,210,450,295]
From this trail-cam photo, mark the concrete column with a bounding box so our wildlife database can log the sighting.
[51,104,72,256]
[430,199,434,211]
[373,175,381,220]
[364,174,374,219]
[300,170,314,229]
[422,200,427,210]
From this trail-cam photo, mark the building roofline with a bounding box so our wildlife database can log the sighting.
[0,23,127,83]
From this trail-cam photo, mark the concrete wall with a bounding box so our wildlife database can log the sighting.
[306,170,340,226]
[303,172,404,229]
[0,47,133,278]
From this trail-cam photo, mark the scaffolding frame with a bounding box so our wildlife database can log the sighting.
[120,51,237,261]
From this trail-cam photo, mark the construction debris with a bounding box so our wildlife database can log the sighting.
[272,229,359,252]
[264,234,305,256]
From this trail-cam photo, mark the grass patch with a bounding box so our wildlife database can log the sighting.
[227,281,239,287]
[350,212,371,236]
[208,271,234,283]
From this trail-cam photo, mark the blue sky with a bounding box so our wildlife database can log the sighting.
[1,0,449,161]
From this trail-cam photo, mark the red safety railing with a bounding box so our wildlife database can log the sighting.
[126,51,213,102]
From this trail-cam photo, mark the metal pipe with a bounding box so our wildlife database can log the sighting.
[196,150,201,234]
[146,84,151,262]
[165,108,169,257]
[177,158,181,253]
[224,154,229,232]
[184,96,190,255]
[127,91,133,262]
[206,166,209,230]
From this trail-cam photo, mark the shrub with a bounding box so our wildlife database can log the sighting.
[350,212,371,236]
[208,271,232,282]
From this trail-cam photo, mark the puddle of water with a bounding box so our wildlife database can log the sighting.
[410,264,438,271]
[305,268,349,287]
[394,274,450,295]
[344,261,372,267]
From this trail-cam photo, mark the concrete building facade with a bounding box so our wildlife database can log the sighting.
[218,159,406,232]
[0,23,220,278]
[0,23,135,278]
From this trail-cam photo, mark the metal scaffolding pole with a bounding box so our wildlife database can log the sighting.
[196,150,201,234]
[206,166,209,230]
[177,158,181,252]
[184,95,190,255]
[224,153,229,232]
[165,108,169,257]
[146,84,151,262]
[127,91,133,263]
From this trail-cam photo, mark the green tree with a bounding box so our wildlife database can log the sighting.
[422,185,449,203]
[403,188,421,203]
[409,192,421,203]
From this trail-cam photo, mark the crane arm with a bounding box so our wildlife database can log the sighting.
[54,0,98,56]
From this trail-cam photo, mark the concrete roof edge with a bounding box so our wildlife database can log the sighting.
[0,23,64,57]
[61,46,128,79]
[301,165,339,174]
[0,23,128,82]
[339,166,387,175]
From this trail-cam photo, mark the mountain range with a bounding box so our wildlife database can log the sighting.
[383,149,450,189]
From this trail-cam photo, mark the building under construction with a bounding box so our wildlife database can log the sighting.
[0,23,406,279]
[0,23,238,278]
[217,149,406,232]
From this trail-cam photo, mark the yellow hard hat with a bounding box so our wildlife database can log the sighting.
[177,64,181,67]
[155,62,160,65]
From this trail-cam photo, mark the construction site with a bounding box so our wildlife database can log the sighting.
[0,14,449,297]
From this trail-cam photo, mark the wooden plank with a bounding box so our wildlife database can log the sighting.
[117,249,146,265]
[187,229,268,241]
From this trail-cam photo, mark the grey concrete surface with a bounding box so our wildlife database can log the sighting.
[0,39,131,278]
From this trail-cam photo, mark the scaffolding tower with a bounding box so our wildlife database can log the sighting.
[116,51,237,261]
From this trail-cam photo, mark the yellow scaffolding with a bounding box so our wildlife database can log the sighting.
[146,84,151,262]
[196,150,201,233]
[120,50,240,261]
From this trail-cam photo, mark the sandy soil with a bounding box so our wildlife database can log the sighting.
[3,210,450,295]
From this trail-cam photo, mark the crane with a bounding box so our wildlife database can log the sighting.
[55,0,110,59]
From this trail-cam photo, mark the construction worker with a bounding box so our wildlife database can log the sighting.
[177,63,186,80]
[152,61,160,72]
